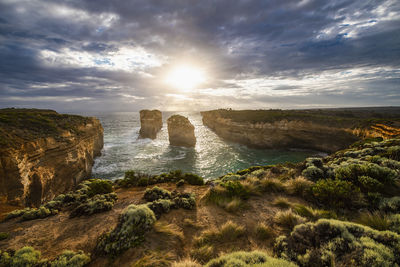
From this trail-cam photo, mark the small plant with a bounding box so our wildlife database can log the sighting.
[273,197,292,209]
[49,250,90,267]
[258,178,285,193]
[255,223,274,240]
[154,222,184,241]
[131,251,174,267]
[183,173,204,185]
[301,166,324,181]
[1,246,41,266]
[147,199,174,219]
[144,186,172,202]
[70,193,117,218]
[356,211,391,231]
[172,259,201,267]
[176,179,185,187]
[194,221,245,247]
[293,204,337,221]
[204,250,297,267]
[85,179,113,197]
[285,176,314,197]
[96,204,156,256]
[190,245,215,264]
[274,209,306,231]
[0,232,9,241]
[380,196,400,213]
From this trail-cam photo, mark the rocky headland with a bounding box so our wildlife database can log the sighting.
[139,109,163,139]
[167,115,196,147]
[201,108,400,153]
[0,108,103,207]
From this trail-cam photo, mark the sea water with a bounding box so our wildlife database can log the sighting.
[83,111,318,181]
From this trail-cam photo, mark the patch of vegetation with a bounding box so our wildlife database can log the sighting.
[293,204,337,221]
[258,178,286,193]
[172,259,201,267]
[69,193,117,218]
[312,178,364,209]
[379,196,400,213]
[285,176,314,198]
[194,221,245,247]
[147,199,174,219]
[96,204,156,256]
[117,170,204,188]
[274,219,400,266]
[0,232,9,241]
[204,181,250,212]
[153,222,184,241]
[204,250,297,267]
[190,245,215,264]
[273,197,292,209]
[131,251,174,267]
[356,211,391,231]
[176,179,185,187]
[274,210,306,231]
[255,223,274,240]
[49,250,91,267]
[144,186,172,202]
[85,179,113,197]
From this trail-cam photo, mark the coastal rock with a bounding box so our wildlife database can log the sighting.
[139,110,163,139]
[0,109,103,207]
[167,115,196,147]
[201,109,400,153]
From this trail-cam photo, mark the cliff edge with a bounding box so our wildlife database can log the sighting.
[0,108,103,207]
[201,108,400,153]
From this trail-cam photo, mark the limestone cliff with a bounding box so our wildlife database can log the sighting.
[201,109,400,153]
[0,109,103,207]
[167,115,196,147]
[139,109,162,139]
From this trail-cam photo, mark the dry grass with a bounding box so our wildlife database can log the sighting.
[285,176,314,197]
[172,258,201,267]
[194,220,245,247]
[190,245,215,264]
[254,223,274,240]
[131,251,175,267]
[258,178,286,193]
[182,218,202,229]
[356,211,391,231]
[274,209,306,231]
[273,197,293,209]
[154,221,184,241]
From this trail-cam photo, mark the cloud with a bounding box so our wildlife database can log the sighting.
[0,0,399,111]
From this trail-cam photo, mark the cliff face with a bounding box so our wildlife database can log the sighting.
[201,109,400,153]
[0,109,103,207]
[167,115,196,147]
[139,110,163,139]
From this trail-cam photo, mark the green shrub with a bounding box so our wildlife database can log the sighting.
[250,169,267,178]
[4,208,30,220]
[312,179,364,209]
[305,157,324,168]
[0,232,9,241]
[176,179,185,187]
[173,193,196,210]
[220,174,242,182]
[96,204,156,256]
[222,181,250,200]
[143,186,172,202]
[389,214,400,234]
[274,210,306,231]
[184,173,204,185]
[70,193,117,218]
[255,223,274,240]
[49,250,90,267]
[4,246,41,267]
[236,166,264,176]
[383,145,400,161]
[301,166,324,181]
[204,250,297,267]
[21,206,56,221]
[274,219,400,266]
[380,197,400,213]
[147,199,174,219]
[85,179,113,197]
[293,204,337,221]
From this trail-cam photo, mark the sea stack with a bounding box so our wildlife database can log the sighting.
[139,109,163,139]
[167,115,196,147]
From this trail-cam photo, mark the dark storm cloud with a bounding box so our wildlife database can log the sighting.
[0,0,399,111]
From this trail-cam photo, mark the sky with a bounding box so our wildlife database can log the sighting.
[0,0,399,112]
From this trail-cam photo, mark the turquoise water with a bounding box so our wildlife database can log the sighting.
[87,112,319,180]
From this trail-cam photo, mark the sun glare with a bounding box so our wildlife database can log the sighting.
[165,65,206,91]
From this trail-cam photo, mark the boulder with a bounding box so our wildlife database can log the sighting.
[139,110,162,139]
[167,115,196,147]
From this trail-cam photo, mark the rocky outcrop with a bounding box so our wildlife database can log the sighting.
[139,110,163,139]
[201,109,400,153]
[0,109,103,207]
[167,115,196,147]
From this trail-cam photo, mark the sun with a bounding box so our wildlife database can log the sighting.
[165,65,206,91]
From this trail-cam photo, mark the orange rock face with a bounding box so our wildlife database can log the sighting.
[167,115,196,147]
[139,110,163,139]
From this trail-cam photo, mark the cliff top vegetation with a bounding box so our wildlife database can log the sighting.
[0,108,93,148]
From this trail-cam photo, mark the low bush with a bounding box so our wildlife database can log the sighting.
[21,206,57,221]
[183,173,204,185]
[49,250,90,267]
[0,232,9,241]
[301,166,324,181]
[118,170,204,187]
[144,186,172,202]
[380,196,400,213]
[147,199,174,219]
[0,246,41,266]
[70,193,117,218]
[274,209,306,231]
[312,178,364,209]
[274,219,400,266]
[96,204,156,256]
[204,250,297,267]
[190,245,215,264]
[173,193,196,210]
[176,179,185,187]
[194,221,245,247]
[85,179,113,197]
[390,214,400,234]
[255,223,274,240]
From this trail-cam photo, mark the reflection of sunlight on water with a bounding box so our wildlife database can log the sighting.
[90,111,318,181]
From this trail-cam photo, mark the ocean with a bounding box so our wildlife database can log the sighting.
[82,111,319,181]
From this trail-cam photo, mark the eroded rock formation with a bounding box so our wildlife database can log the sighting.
[167,115,196,147]
[201,109,400,153]
[139,110,163,139]
[0,109,103,207]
